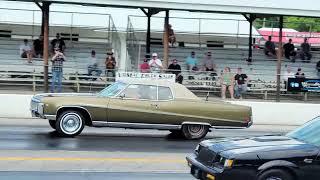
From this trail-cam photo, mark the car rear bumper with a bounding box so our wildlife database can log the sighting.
[186,154,255,180]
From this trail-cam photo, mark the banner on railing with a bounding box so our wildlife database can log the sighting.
[288,78,320,92]
[116,72,176,83]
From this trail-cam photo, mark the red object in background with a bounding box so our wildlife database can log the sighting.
[258,29,320,45]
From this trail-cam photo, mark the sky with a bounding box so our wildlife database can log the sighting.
[0,0,259,35]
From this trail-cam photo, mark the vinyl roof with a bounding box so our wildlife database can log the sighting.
[10,0,320,18]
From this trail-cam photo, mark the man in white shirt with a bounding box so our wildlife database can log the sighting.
[148,53,163,73]
[87,50,102,77]
[19,39,33,63]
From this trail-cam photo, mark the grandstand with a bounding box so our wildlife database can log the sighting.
[0,1,319,101]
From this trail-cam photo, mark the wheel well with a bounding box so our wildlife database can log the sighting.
[57,107,92,126]
[258,166,297,180]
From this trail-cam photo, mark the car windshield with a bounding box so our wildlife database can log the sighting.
[97,82,127,97]
[286,116,320,147]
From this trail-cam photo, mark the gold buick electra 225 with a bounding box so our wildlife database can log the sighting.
[30,79,252,139]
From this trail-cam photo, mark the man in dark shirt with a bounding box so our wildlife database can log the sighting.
[168,59,183,84]
[300,38,312,62]
[283,39,296,62]
[234,67,248,99]
[51,33,66,53]
[33,35,43,58]
[264,36,276,57]
[50,48,65,93]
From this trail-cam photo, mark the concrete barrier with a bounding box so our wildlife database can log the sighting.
[0,94,319,126]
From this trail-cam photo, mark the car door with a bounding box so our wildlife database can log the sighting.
[298,149,320,179]
[107,84,159,124]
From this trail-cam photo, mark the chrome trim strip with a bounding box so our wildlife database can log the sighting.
[45,115,56,120]
[92,121,181,130]
[212,126,248,129]
[182,121,212,127]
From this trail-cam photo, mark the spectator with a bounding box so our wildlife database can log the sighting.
[317,61,320,77]
[203,51,215,71]
[264,36,276,57]
[51,33,66,53]
[50,48,65,93]
[19,39,33,63]
[148,53,163,73]
[87,50,102,77]
[300,38,312,62]
[105,52,116,79]
[186,51,198,71]
[283,39,296,62]
[295,68,305,78]
[140,58,150,73]
[220,67,235,99]
[33,35,44,58]
[168,59,183,84]
[234,68,248,99]
[168,24,176,47]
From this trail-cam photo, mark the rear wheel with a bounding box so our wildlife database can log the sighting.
[48,120,56,129]
[258,169,294,180]
[182,124,209,140]
[56,110,85,137]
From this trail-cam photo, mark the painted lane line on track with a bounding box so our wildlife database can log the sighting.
[0,157,186,163]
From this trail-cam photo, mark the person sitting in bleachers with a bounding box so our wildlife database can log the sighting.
[87,50,102,77]
[264,36,276,57]
[140,58,150,73]
[202,51,215,71]
[283,39,296,62]
[168,59,183,84]
[105,51,117,79]
[33,35,43,58]
[300,38,312,62]
[234,67,248,99]
[19,39,33,63]
[51,33,66,53]
[186,51,198,71]
[295,68,305,78]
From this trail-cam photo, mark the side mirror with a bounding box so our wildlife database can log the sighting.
[119,93,125,99]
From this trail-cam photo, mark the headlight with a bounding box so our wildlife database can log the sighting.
[224,159,234,168]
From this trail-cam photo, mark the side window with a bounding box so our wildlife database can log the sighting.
[120,84,157,100]
[158,86,173,101]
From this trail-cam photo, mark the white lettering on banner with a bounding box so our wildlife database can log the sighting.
[116,72,176,83]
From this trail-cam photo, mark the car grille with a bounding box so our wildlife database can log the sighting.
[197,146,220,166]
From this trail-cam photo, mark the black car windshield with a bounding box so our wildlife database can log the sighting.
[287,116,320,147]
[98,82,127,97]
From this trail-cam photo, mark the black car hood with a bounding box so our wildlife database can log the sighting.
[201,136,319,159]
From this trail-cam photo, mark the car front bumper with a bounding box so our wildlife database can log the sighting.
[186,154,255,180]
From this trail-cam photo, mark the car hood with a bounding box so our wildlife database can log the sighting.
[201,136,319,159]
[32,93,96,101]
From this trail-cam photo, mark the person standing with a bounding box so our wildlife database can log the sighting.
[19,39,33,63]
[105,52,116,79]
[50,48,65,93]
[234,68,248,99]
[283,39,296,62]
[220,67,235,99]
[149,53,163,73]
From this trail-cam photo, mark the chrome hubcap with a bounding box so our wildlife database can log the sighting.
[188,125,205,136]
[60,113,82,134]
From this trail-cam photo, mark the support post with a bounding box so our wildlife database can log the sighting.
[163,10,169,69]
[248,15,254,62]
[146,14,151,59]
[42,2,50,93]
[276,16,283,102]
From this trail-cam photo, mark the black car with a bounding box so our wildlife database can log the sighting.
[186,116,320,180]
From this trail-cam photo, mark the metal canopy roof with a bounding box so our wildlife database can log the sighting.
[7,0,320,18]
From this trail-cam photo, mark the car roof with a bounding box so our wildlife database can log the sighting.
[118,79,200,100]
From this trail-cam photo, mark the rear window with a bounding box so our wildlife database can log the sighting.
[158,86,173,100]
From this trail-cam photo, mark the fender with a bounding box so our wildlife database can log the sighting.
[258,160,298,172]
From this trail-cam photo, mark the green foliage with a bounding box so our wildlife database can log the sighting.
[254,17,320,32]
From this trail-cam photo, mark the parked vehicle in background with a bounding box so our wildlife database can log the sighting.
[31,79,252,140]
[186,116,320,180]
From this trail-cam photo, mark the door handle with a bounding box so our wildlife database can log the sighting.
[304,158,313,164]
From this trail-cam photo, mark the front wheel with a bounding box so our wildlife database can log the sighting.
[258,169,294,180]
[182,124,209,140]
[48,120,56,129]
[56,110,85,137]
